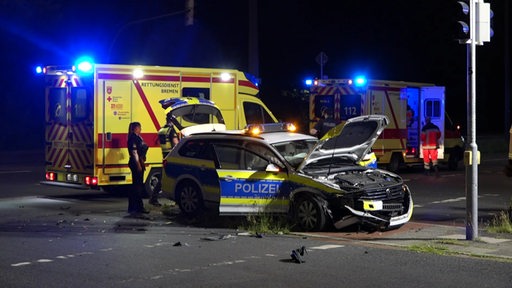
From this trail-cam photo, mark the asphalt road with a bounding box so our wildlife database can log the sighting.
[1,150,512,287]
[1,194,511,288]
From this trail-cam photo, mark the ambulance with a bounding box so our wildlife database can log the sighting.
[38,60,278,194]
[309,78,465,172]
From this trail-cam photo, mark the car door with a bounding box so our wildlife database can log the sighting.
[213,141,289,215]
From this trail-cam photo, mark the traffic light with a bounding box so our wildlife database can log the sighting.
[476,1,493,44]
[454,0,470,43]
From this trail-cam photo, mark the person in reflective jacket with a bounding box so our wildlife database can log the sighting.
[421,117,441,177]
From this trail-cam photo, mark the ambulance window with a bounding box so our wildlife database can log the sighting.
[314,96,334,118]
[424,99,441,118]
[183,88,210,100]
[71,88,89,122]
[243,102,274,124]
[48,88,67,124]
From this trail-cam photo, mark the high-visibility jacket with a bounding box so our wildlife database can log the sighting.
[421,123,441,150]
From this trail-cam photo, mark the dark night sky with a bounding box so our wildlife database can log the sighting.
[0,0,510,150]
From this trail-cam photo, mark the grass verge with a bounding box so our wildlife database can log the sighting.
[238,213,291,235]
[487,210,512,234]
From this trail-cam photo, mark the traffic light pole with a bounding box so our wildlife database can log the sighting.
[465,0,479,241]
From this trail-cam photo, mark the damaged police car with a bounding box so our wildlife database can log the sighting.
[161,115,413,231]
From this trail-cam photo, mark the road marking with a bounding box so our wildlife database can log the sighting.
[309,244,344,250]
[10,250,102,267]
[431,197,466,204]
[37,259,53,263]
[11,262,30,267]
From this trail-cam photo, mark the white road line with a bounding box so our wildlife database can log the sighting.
[10,250,103,267]
[309,244,345,250]
[431,197,466,204]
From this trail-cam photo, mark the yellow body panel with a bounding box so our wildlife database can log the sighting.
[44,64,277,189]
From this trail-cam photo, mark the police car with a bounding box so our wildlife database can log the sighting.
[161,115,413,231]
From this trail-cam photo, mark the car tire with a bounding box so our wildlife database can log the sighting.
[294,195,326,232]
[176,181,204,216]
[144,168,161,199]
[387,153,402,173]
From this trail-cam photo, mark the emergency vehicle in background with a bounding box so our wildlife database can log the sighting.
[38,61,278,195]
[309,78,464,172]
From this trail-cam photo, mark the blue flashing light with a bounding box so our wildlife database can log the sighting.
[354,75,367,87]
[35,66,43,74]
[244,72,260,87]
[77,61,93,73]
[304,79,313,86]
[75,56,94,74]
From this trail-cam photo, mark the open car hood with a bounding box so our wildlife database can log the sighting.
[159,97,226,134]
[298,115,388,170]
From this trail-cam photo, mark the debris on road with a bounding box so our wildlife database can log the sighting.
[290,246,308,264]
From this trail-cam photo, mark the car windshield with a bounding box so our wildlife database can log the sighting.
[271,139,317,169]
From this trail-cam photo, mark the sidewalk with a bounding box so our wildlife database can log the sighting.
[299,221,512,261]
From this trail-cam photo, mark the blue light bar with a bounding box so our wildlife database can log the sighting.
[74,56,94,74]
[354,75,367,86]
[305,79,313,86]
[77,61,93,73]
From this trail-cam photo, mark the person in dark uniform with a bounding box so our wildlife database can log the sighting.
[127,122,150,217]
[310,107,338,139]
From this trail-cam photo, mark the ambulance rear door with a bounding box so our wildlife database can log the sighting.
[403,87,421,158]
[45,74,94,184]
[312,85,362,123]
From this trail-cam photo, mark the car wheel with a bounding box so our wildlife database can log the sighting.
[294,196,326,232]
[176,181,204,216]
[144,168,161,198]
[387,153,402,173]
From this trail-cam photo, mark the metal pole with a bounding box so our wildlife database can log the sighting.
[320,54,324,80]
[466,0,478,240]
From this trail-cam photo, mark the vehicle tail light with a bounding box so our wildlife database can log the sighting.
[46,172,56,181]
[406,147,417,155]
[85,176,98,186]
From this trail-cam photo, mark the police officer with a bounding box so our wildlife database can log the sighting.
[421,117,441,177]
[127,122,150,216]
[310,107,337,139]
[158,113,180,159]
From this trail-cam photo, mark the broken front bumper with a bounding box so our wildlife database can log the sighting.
[336,189,414,229]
